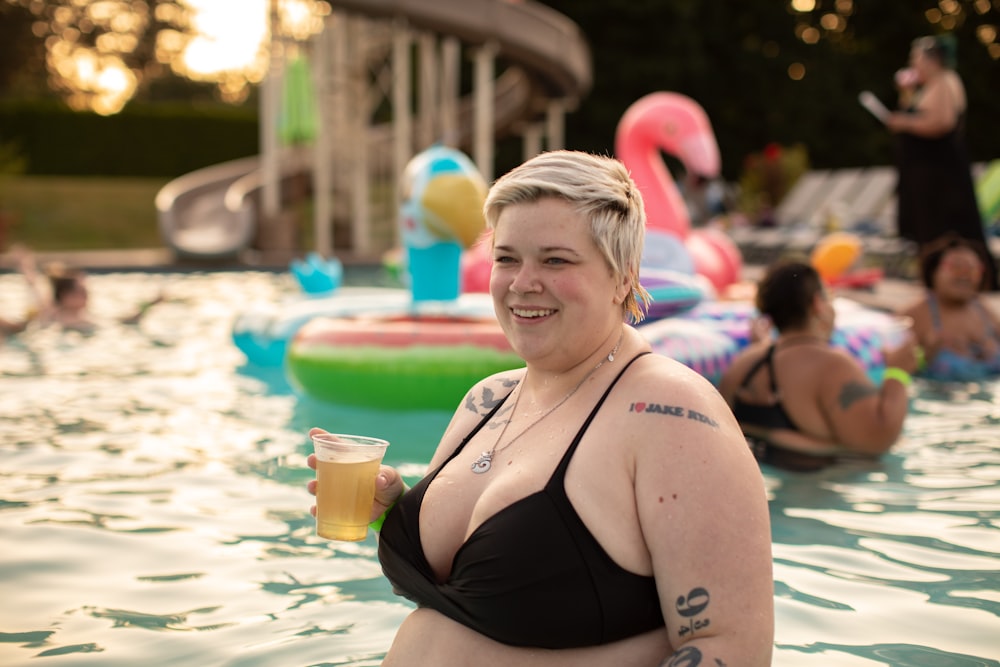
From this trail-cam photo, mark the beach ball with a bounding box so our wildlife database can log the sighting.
[399,145,488,250]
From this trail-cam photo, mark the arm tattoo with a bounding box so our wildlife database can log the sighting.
[660,647,728,667]
[660,586,729,667]
[629,402,720,429]
[676,587,711,637]
[837,380,879,410]
[661,646,702,667]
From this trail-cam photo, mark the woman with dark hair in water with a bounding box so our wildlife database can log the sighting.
[902,235,1000,381]
[718,260,919,471]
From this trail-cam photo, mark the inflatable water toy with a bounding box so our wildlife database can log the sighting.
[639,267,709,321]
[235,145,491,370]
[678,300,759,349]
[685,225,743,293]
[234,288,415,367]
[290,252,343,295]
[638,317,740,385]
[399,144,488,301]
[282,146,519,409]
[287,313,524,410]
[672,297,909,383]
[811,232,862,282]
[460,230,493,294]
[615,92,743,291]
[233,289,498,367]
[810,232,883,289]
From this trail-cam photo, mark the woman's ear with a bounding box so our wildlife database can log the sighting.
[614,272,632,305]
[811,291,825,312]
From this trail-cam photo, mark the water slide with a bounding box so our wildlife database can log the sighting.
[156,0,591,259]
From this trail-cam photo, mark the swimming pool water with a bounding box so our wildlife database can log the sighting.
[0,271,997,666]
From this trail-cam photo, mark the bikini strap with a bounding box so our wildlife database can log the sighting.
[928,292,943,332]
[437,382,516,470]
[972,298,998,339]
[739,344,778,392]
[764,344,780,395]
[548,352,652,485]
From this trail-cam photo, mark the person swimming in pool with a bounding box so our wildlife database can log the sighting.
[718,259,920,472]
[306,150,774,665]
[13,245,163,333]
[901,235,1000,382]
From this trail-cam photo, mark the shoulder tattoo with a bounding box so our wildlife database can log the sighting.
[464,377,518,415]
[629,401,720,429]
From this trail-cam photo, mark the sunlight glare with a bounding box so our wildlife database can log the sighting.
[180,0,267,76]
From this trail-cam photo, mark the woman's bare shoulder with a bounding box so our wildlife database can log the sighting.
[453,368,523,419]
[623,353,744,447]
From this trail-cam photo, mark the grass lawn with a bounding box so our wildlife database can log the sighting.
[0,176,399,258]
[1,176,169,252]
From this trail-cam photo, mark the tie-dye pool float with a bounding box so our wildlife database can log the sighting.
[656,297,910,384]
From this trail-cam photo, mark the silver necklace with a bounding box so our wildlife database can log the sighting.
[470,329,625,474]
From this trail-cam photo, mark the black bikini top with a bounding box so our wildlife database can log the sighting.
[731,344,802,432]
[377,352,664,649]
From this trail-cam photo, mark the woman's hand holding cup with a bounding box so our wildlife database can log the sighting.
[306,427,404,530]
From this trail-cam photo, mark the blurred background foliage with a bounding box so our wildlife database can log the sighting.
[541,0,999,180]
[0,0,997,180]
[0,0,997,251]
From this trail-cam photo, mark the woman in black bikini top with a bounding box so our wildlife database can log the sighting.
[307,151,775,665]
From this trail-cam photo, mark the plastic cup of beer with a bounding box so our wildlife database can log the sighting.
[312,432,390,541]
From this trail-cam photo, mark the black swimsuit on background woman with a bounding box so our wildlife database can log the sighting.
[731,345,836,472]
[896,108,998,290]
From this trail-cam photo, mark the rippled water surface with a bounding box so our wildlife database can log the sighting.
[1,271,997,666]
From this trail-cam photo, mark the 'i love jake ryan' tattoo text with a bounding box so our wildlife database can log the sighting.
[630,402,720,428]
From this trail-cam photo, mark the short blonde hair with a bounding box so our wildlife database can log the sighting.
[484,150,652,322]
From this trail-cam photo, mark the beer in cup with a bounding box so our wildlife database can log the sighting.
[312,433,390,541]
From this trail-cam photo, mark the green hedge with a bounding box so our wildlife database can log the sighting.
[0,100,259,178]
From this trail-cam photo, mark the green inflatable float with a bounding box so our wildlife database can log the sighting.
[287,314,524,411]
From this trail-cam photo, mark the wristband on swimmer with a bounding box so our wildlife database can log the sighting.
[369,484,409,532]
[883,366,912,387]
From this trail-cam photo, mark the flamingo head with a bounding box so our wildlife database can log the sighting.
[615,92,721,178]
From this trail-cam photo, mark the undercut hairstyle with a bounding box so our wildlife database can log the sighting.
[755,260,824,332]
[483,150,652,323]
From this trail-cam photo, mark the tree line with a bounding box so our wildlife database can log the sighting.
[540,0,1000,180]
